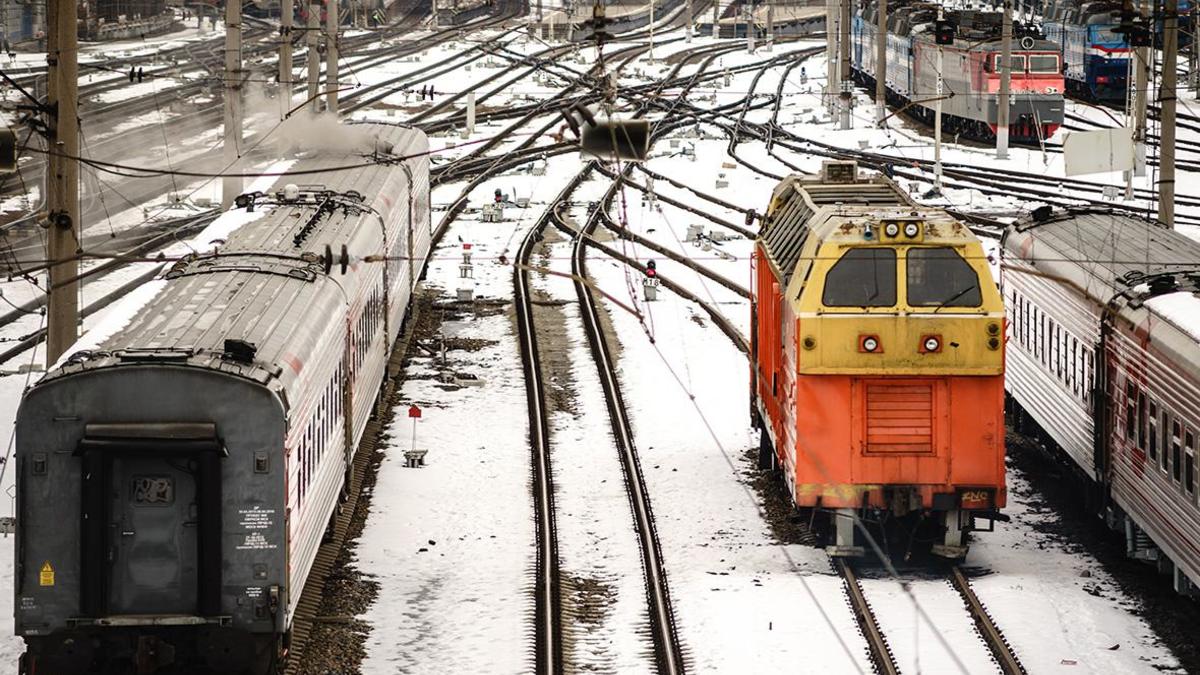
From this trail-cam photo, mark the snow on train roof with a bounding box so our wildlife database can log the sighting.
[48,122,430,380]
[1004,209,1200,343]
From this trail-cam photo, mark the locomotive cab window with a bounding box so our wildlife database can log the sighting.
[1028,54,1060,73]
[906,247,982,308]
[994,54,1026,72]
[822,247,897,307]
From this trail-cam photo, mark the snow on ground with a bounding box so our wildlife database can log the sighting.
[969,465,1183,673]
[861,576,1000,675]
[586,246,873,672]
[354,157,579,672]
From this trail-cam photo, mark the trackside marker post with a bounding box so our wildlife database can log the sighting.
[406,405,427,467]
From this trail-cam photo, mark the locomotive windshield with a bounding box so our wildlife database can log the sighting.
[907,247,982,307]
[1028,54,1061,73]
[822,248,897,307]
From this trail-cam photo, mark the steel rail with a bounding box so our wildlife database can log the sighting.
[835,559,901,675]
[950,566,1027,675]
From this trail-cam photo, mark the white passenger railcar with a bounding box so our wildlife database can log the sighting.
[14,122,431,674]
[1002,207,1200,596]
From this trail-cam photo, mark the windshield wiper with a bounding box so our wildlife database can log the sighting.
[931,286,975,314]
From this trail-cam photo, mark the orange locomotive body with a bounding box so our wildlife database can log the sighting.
[752,163,1007,558]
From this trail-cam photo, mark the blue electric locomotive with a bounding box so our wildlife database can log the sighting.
[1043,3,1130,102]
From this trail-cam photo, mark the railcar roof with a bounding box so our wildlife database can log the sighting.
[42,122,428,391]
[1005,209,1200,342]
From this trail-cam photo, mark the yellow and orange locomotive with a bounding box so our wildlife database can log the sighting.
[752,162,1006,558]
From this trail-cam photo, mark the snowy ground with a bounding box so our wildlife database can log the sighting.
[0,13,1195,674]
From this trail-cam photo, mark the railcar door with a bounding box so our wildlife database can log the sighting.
[109,455,199,614]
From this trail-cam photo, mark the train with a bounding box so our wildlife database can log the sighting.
[12,122,432,674]
[1042,0,1130,102]
[752,161,1007,560]
[852,2,1066,143]
[1002,207,1200,596]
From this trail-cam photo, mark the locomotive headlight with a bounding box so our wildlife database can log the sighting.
[923,336,941,353]
[903,222,920,238]
[986,321,1001,336]
[988,337,1001,350]
[884,222,900,238]
[862,336,879,352]
[803,336,817,350]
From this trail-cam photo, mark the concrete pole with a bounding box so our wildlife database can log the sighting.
[1158,0,1178,228]
[996,0,1012,159]
[466,91,476,135]
[307,3,320,112]
[766,0,774,50]
[1133,0,1149,177]
[223,0,243,209]
[746,2,754,53]
[933,7,944,194]
[875,0,886,124]
[838,0,851,129]
[45,0,80,364]
[826,0,837,116]
[649,0,654,60]
[712,0,719,38]
[686,0,693,41]
[280,0,294,99]
[326,0,339,114]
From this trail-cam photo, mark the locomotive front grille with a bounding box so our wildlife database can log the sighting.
[864,383,935,455]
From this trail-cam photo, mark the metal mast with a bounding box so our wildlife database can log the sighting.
[839,0,852,129]
[280,0,294,102]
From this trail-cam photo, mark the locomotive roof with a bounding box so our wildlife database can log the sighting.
[1003,209,1200,345]
[761,172,977,289]
[40,122,428,397]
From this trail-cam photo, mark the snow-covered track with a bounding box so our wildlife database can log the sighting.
[835,559,901,675]
[949,567,1026,675]
[562,174,685,674]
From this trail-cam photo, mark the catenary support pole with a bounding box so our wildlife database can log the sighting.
[308,3,320,112]
[766,0,774,50]
[45,0,79,364]
[933,6,944,194]
[280,0,294,101]
[1159,0,1178,227]
[826,0,837,116]
[996,0,1012,159]
[839,0,851,129]
[326,0,340,114]
[686,0,693,41]
[223,0,243,209]
[713,0,720,38]
[875,0,886,124]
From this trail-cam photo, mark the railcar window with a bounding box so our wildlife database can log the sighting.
[1163,411,1171,466]
[1172,421,1182,477]
[1028,54,1060,73]
[1138,391,1147,451]
[1150,402,1159,461]
[906,247,982,307]
[1187,432,1196,496]
[822,248,897,307]
[1126,382,1136,442]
